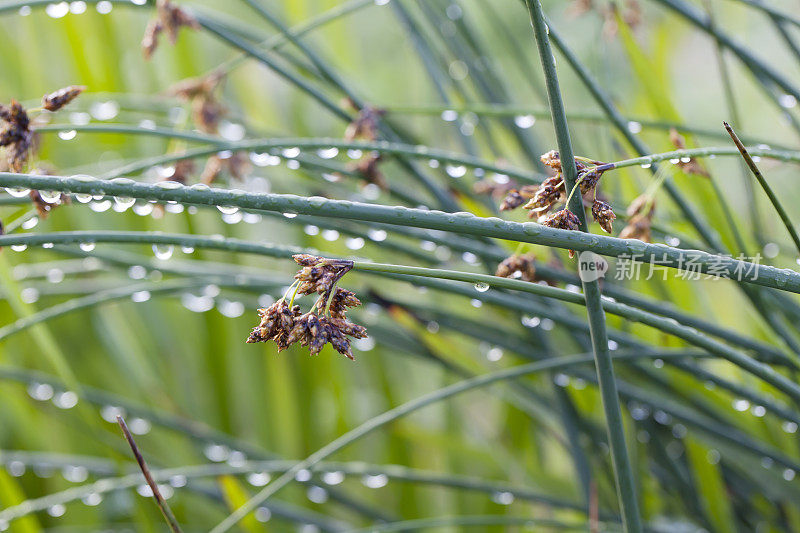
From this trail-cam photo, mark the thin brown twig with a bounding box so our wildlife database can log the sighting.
[117,415,184,533]
[723,121,800,258]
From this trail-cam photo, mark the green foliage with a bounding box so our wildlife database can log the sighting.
[0,1,798,532]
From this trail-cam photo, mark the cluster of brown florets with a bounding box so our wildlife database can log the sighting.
[142,0,199,60]
[495,253,538,282]
[619,194,655,242]
[163,72,250,185]
[569,0,642,40]
[343,101,388,190]
[495,151,616,238]
[0,86,84,173]
[247,255,367,360]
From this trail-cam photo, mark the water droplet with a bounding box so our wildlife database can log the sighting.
[53,391,78,409]
[474,282,490,292]
[219,121,245,141]
[58,129,77,140]
[492,491,514,505]
[82,492,102,506]
[282,147,301,158]
[114,196,135,209]
[255,508,272,523]
[11,244,27,252]
[129,418,151,435]
[28,382,54,401]
[204,444,230,462]
[38,190,62,202]
[445,164,467,178]
[5,187,30,198]
[152,244,174,260]
[346,237,365,250]
[79,242,95,252]
[21,217,38,230]
[322,471,345,485]
[89,200,112,212]
[181,293,214,313]
[368,229,387,241]
[441,110,458,122]
[295,469,312,482]
[47,504,66,517]
[218,300,244,318]
[131,291,151,303]
[321,230,339,242]
[317,147,339,159]
[780,94,797,109]
[486,347,503,361]
[63,465,88,483]
[514,114,536,129]
[248,472,271,486]
[362,474,388,488]
[45,2,69,18]
[733,399,750,412]
[627,121,642,134]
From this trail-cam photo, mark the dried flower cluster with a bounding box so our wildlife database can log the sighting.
[167,73,250,185]
[344,101,388,190]
[669,128,709,177]
[42,85,86,112]
[511,151,616,237]
[247,255,367,360]
[142,0,199,60]
[619,194,655,242]
[495,253,538,282]
[569,0,642,39]
[1,86,84,173]
[0,100,32,172]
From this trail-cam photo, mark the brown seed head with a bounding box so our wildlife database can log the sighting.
[542,209,581,231]
[591,199,616,233]
[495,253,538,282]
[42,86,86,112]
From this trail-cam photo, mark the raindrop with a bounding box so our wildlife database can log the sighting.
[322,471,345,485]
[47,504,66,517]
[347,149,363,159]
[132,291,151,303]
[445,164,467,178]
[11,244,27,252]
[317,147,339,159]
[170,475,187,488]
[152,244,174,260]
[90,100,119,120]
[255,507,272,523]
[45,2,69,18]
[282,212,298,219]
[100,405,125,422]
[58,129,77,140]
[354,337,375,351]
[204,444,230,462]
[295,469,312,482]
[89,200,112,212]
[63,465,89,483]
[492,491,514,505]
[19,6,32,16]
[128,265,147,280]
[82,493,102,506]
[281,147,301,158]
[514,115,536,129]
[5,187,31,198]
[462,251,478,264]
[79,242,96,252]
[486,347,503,362]
[6,461,25,477]
[21,217,38,230]
[321,230,339,242]
[181,293,214,313]
[39,190,62,202]
[627,121,643,134]
[181,246,194,254]
[784,469,796,481]
[133,203,154,216]
[304,486,329,505]
[114,196,135,209]
[222,212,243,224]
[368,229,387,241]
[53,391,78,409]
[219,121,245,141]
[783,421,798,433]
[248,472,271,487]
[304,225,320,236]
[470,299,482,308]
[362,474,388,488]
[346,237,365,250]
[74,193,93,203]
[474,282,490,292]
[21,287,39,303]
[28,383,54,401]
[218,300,245,318]
[129,418,151,435]
[779,94,797,109]
[441,110,458,122]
